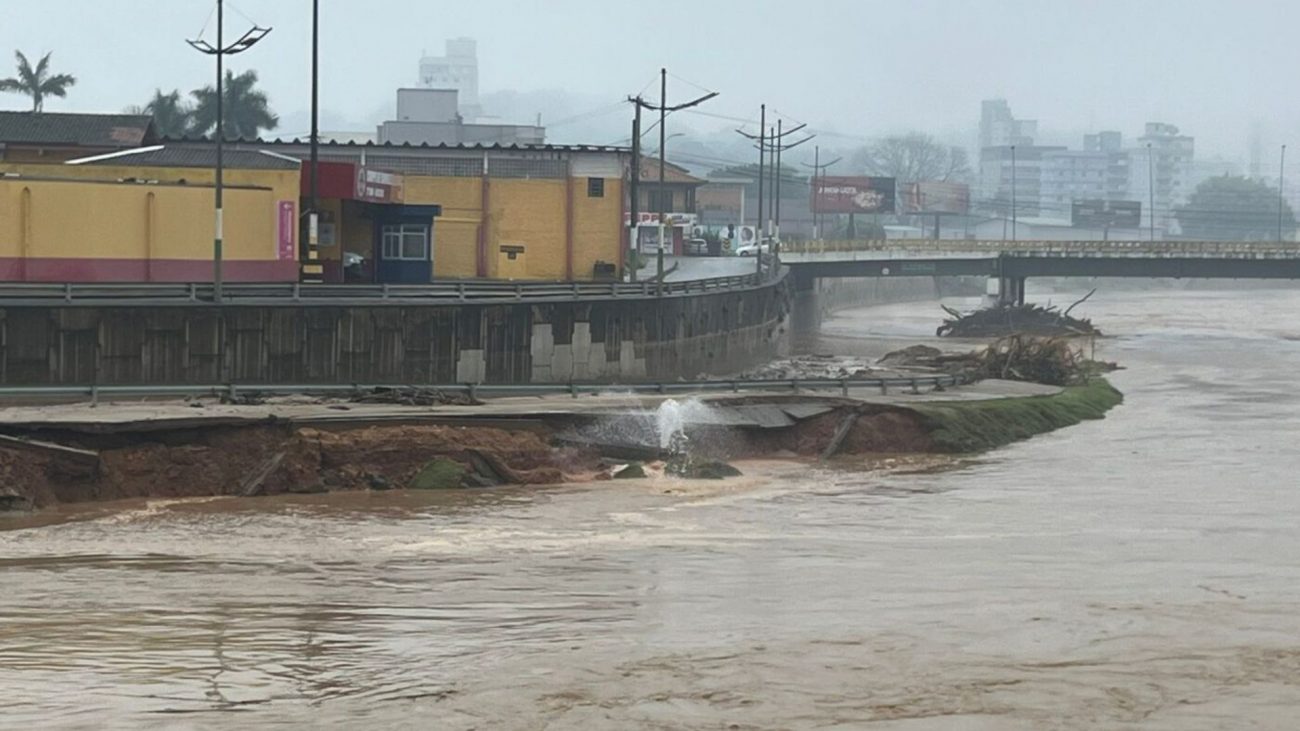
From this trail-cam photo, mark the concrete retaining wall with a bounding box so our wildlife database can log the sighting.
[0,276,791,386]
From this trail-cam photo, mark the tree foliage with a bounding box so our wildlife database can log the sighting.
[0,51,76,112]
[190,70,279,140]
[1175,175,1296,241]
[853,133,970,184]
[143,89,194,138]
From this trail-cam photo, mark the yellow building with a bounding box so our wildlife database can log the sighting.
[0,146,301,282]
[208,140,629,283]
[0,127,631,283]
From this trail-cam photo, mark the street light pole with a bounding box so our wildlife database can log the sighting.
[1010,144,1017,243]
[657,68,667,288]
[187,0,271,301]
[628,70,716,293]
[1279,144,1287,243]
[308,0,320,278]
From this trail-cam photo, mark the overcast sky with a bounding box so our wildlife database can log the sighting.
[1,0,1297,162]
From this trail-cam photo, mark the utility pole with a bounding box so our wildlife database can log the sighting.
[187,0,271,301]
[739,112,808,275]
[1010,144,1017,243]
[627,104,642,282]
[771,119,812,253]
[802,147,842,240]
[658,69,667,288]
[1279,144,1288,243]
[630,70,717,293]
[1147,143,1157,242]
[307,0,320,282]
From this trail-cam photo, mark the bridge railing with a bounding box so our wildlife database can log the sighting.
[0,262,784,306]
[781,239,1300,257]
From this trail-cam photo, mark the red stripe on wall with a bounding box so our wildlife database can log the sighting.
[0,258,300,283]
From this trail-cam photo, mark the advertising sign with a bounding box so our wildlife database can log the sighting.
[277,201,296,260]
[1072,199,1141,228]
[903,181,971,214]
[811,176,896,214]
[355,167,405,204]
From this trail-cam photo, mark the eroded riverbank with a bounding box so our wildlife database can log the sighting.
[0,376,1119,511]
[3,289,1299,729]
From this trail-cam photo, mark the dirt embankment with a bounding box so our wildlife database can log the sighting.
[0,423,603,511]
[0,379,1124,512]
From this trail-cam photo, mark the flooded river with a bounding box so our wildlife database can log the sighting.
[3,288,1300,730]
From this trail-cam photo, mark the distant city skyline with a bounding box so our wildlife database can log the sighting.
[3,0,1297,170]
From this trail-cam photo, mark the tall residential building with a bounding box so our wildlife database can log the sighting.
[979,99,1037,148]
[979,144,1065,218]
[419,38,482,122]
[1129,123,1195,232]
[1037,131,1128,217]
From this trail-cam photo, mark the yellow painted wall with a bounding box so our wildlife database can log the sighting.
[393,174,623,281]
[0,174,290,263]
[403,176,482,278]
[572,177,623,277]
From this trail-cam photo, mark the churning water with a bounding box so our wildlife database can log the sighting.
[3,288,1300,729]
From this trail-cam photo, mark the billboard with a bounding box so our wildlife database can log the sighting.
[903,181,971,214]
[811,176,895,214]
[1072,199,1141,228]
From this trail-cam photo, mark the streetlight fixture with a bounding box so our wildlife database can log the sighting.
[187,0,272,301]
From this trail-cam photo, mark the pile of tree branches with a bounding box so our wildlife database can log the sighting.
[975,336,1090,386]
[936,291,1101,338]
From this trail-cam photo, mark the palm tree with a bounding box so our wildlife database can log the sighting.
[142,89,194,138]
[0,51,77,112]
[190,70,278,141]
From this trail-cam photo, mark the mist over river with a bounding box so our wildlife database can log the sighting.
[3,288,1300,730]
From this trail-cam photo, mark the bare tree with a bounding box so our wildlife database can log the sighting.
[853,133,970,184]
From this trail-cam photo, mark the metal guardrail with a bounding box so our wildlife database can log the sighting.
[0,263,782,306]
[782,239,1300,257]
[0,374,965,403]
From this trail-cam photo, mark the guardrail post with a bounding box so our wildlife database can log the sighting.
[458,282,466,302]
[189,283,197,302]
[515,284,523,301]
[731,380,739,393]
[910,379,920,394]
[90,384,98,408]
[790,378,800,392]
[880,382,888,395]
[572,283,580,298]
[64,283,73,303]
[840,379,849,397]
[292,283,301,302]
[381,284,390,300]
[468,383,478,402]
[228,384,238,402]
[569,382,578,399]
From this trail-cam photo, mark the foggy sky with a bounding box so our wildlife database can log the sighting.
[2,0,1297,163]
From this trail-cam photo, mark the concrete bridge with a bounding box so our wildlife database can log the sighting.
[781,240,1300,304]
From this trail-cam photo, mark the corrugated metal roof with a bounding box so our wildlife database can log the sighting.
[75,146,300,170]
[0,111,155,148]
[160,134,629,154]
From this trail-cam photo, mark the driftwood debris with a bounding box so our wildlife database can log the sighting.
[937,294,1101,338]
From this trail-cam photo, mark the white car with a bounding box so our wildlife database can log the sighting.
[735,241,772,257]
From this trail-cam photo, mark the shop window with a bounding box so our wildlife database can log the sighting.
[381,224,430,261]
[587,177,605,198]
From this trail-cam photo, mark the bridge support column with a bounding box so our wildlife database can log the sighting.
[997,276,1026,306]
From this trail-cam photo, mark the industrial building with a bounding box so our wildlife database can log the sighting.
[0,112,630,284]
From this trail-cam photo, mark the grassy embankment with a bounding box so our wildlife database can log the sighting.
[910,378,1123,453]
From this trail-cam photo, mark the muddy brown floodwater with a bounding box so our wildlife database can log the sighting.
[3,288,1300,730]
